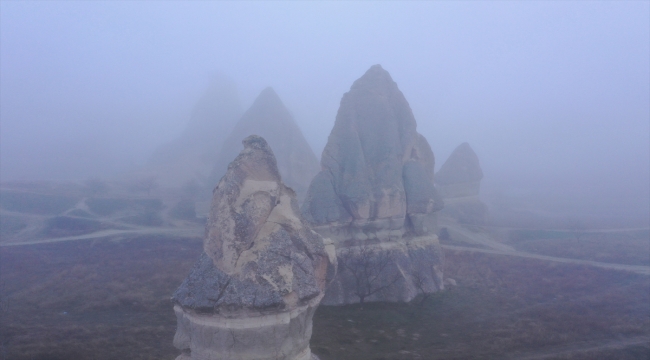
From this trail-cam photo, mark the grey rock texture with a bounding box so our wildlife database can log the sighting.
[137,75,242,187]
[435,142,488,224]
[172,135,335,360]
[301,65,444,305]
[209,88,320,201]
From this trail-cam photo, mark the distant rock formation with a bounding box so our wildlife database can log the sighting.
[172,135,335,360]
[435,142,487,225]
[208,88,320,201]
[301,65,444,305]
[136,75,242,187]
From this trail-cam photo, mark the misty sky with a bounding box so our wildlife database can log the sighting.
[1,1,648,219]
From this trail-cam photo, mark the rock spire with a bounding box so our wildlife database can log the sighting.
[301,65,444,305]
[435,142,487,224]
[209,87,320,201]
[172,135,335,360]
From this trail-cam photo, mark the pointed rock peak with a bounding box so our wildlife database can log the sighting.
[259,86,278,98]
[208,86,320,201]
[249,86,285,111]
[456,142,473,153]
[435,142,483,185]
[351,64,398,93]
[227,134,281,184]
[242,133,274,154]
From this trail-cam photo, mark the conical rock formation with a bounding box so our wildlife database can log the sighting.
[172,135,335,360]
[209,88,320,201]
[137,75,242,187]
[301,65,444,305]
[435,142,487,224]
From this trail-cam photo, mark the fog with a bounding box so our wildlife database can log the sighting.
[1,1,648,223]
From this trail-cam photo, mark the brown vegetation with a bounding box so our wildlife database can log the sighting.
[507,229,650,266]
[310,250,649,359]
[1,233,648,359]
[0,235,202,360]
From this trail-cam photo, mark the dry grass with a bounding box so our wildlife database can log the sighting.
[1,234,648,360]
[507,229,650,266]
[311,251,650,359]
[0,235,203,360]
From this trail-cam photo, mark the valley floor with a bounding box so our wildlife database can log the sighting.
[1,228,648,360]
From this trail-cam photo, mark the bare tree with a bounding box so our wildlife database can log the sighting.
[567,218,587,242]
[411,269,431,305]
[338,245,400,304]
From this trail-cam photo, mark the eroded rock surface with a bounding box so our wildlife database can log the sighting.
[301,65,444,305]
[209,88,320,201]
[173,135,335,360]
[435,142,487,224]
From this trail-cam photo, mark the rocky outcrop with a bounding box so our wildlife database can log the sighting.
[435,142,487,225]
[209,88,320,201]
[138,75,242,188]
[172,135,335,360]
[301,65,444,305]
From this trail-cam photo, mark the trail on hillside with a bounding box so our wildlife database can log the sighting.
[440,219,516,252]
[442,244,650,275]
[439,219,650,275]
[1,226,203,246]
[3,216,649,275]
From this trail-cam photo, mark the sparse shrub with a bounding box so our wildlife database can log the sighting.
[337,246,400,304]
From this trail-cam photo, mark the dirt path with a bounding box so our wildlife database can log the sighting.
[440,220,516,252]
[442,244,650,275]
[482,224,650,234]
[510,335,649,359]
[0,226,203,247]
[4,218,649,275]
[439,219,650,275]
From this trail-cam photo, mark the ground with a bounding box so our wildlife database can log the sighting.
[1,231,648,360]
[1,184,648,359]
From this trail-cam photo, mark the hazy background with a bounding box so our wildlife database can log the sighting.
[1,1,648,222]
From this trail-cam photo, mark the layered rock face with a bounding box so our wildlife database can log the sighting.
[139,75,242,187]
[435,142,487,225]
[209,88,320,201]
[173,135,335,360]
[301,65,444,305]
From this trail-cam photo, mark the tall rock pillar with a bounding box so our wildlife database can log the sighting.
[172,135,335,360]
[301,65,444,305]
